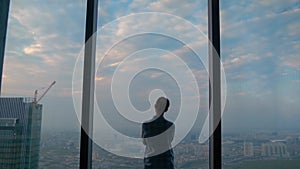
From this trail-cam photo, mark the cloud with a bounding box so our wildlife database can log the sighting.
[222,48,261,70]
[3,0,87,97]
[220,0,300,26]
[95,76,105,81]
[147,0,201,17]
[129,0,150,10]
[23,43,42,55]
[287,20,300,36]
[8,0,86,64]
[280,55,300,70]
[129,0,202,17]
[220,1,300,88]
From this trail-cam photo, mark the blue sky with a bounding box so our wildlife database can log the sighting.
[1,0,300,133]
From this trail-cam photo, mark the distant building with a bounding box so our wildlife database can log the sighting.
[286,136,300,145]
[244,142,254,157]
[261,142,288,157]
[0,98,42,169]
[0,118,22,169]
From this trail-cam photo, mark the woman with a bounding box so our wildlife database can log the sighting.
[142,97,175,169]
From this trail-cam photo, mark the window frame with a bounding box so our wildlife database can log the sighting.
[79,0,222,169]
[208,0,222,169]
[0,0,10,92]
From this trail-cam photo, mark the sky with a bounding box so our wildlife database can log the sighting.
[1,0,300,136]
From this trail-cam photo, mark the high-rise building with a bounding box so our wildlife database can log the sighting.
[0,98,42,169]
[261,142,289,157]
[0,118,22,169]
[244,142,254,157]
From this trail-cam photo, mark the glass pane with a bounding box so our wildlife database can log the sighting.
[1,0,87,168]
[221,1,300,169]
[90,0,211,168]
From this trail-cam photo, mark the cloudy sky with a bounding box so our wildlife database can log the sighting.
[1,0,300,136]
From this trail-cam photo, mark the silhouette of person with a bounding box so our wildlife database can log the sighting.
[142,97,175,169]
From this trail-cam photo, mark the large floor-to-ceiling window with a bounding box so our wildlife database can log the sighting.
[1,0,299,169]
[221,1,300,169]
[87,0,212,168]
[1,0,87,168]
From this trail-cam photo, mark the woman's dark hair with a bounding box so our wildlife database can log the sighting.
[164,98,170,112]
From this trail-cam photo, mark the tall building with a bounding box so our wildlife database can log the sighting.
[0,118,22,169]
[261,142,289,157]
[0,98,42,169]
[244,142,254,157]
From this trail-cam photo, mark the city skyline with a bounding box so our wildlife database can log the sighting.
[37,129,300,168]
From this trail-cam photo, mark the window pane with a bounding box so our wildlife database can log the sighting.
[1,0,87,168]
[91,0,210,168]
[221,1,300,169]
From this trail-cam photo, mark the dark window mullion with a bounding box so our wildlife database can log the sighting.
[80,0,98,169]
[208,0,222,169]
[0,0,10,93]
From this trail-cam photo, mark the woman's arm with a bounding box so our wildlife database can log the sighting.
[169,124,175,144]
[142,123,146,145]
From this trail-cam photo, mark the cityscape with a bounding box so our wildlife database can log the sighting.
[39,130,300,169]
[0,97,300,168]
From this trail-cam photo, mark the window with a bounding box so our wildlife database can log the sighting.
[1,1,299,169]
[88,0,212,168]
[1,0,87,168]
[221,1,300,169]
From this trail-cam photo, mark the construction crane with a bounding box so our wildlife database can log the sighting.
[34,81,56,104]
